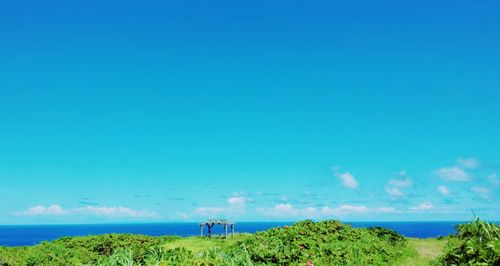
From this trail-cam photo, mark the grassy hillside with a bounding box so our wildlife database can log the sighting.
[401,238,446,266]
[1,218,497,265]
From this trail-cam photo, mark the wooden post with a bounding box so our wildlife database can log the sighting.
[199,219,233,239]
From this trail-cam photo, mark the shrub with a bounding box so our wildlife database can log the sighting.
[367,226,406,245]
[436,217,500,266]
[232,220,412,265]
[0,234,177,265]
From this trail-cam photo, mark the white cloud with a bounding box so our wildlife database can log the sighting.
[258,204,396,218]
[16,205,67,216]
[273,203,295,215]
[192,194,253,217]
[385,186,404,197]
[322,205,368,214]
[322,205,394,215]
[385,171,412,199]
[227,196,245,206]
[193,207,225,216]
[75,206,158,218]
[332,167,359,189]
[456,157,480,169]
[302,207,318,216]
[176,212,190,219]
[192,193,254,218]
[435,167,471,182]
[389,178,413,188]
[339,205,368,213]
[15,205,157,218]
[320,206,334,215]
[227,196,248,214]
[256,204,318,218]
[409,201,434,211]
[438,185,451,196]
[278,204,314,216]
[375,207,396,213]
[336,172,359,188]
[471,186,490,199]
[231,191,245,197]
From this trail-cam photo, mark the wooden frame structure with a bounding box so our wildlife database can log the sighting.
[199,219,234,239]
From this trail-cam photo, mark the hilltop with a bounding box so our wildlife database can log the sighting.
[0,219,498,265]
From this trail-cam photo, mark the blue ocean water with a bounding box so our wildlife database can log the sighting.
[0,221,463,247]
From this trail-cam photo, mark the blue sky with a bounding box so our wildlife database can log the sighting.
[0,0,499,224]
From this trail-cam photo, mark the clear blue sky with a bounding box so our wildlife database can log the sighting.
[0,0,499,224]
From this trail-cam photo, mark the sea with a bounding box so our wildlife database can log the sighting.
[0,221,466,247]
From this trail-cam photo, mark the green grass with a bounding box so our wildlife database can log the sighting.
[157,236,446,266]
[2,219,497,265]
[161,234,251,253]
[157,236,441,266]
[401,238,447,265]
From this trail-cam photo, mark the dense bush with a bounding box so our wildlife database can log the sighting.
[233,220,412,265]
[367,226,406,245]
[436,217,500,266]
[0,220,415,265]
[0,234,177,266]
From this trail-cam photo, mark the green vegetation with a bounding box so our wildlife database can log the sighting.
[402,238,446,266]
[435,217,500,266]
[1,218,497,265]
[234,220,414,265]
[0,234,178,265]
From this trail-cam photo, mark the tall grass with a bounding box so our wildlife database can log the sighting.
[436,217,500,265]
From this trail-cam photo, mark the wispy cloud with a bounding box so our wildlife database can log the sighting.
[389,177,413,188]
[257,203,396,218]
[193,207,225,217]
[227,195,250,214]
[437,185,451,196]
[332,167,358,189]
[257,204,397,218]
[189,194,252,218]
[75,206,158,218]
[409,201,434,211]
[435,167,470,182]
[434,157,481,182]
[375,207,396,213]
[456,157,481,169]
[471,186,491,199]
[15,205,68,216]
[227,196,245,206]
[322,205,397,215]
[256,204,318,218]
[322,205,369,215]
[15,205,158,218]
[385,171,412,198]
[385,186,404,198]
